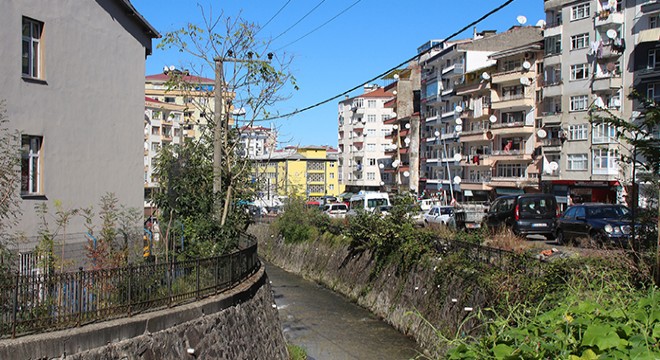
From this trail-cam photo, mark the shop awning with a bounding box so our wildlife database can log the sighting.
[495,188,524,195]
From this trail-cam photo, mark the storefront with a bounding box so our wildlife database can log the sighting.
[542,180,622,211]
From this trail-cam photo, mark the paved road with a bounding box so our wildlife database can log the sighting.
[265,262,422,360]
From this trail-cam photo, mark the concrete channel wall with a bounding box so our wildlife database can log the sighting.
[253,224,491,357]
[0,265,288,360]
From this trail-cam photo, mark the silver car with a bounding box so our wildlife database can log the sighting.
[423,206,455,228]
[322,203,349,219]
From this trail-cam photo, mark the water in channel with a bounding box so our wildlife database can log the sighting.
[265,262,422,360]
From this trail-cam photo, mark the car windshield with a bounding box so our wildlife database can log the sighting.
[519,197,554,216]
[440,207,453,215]
[587,205,630,219]
[367,198,389,208]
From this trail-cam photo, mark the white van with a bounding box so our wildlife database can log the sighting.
[348,191,391,215]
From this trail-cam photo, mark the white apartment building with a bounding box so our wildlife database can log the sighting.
[337,85,395,192]
[240,125,278,159]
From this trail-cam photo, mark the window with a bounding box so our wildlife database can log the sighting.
[570,95,589,111]
[368,158,376,166]
[495,163,526,178]
[501,85,524,100]
[367,172,376,180]
[593,148,619,174]
[21,136,42,195]
[570,33,589,50]
[647,82,660,102]
[650,14,660,29]
[502,59,522,72]
[567,154,588,170]
[329,184,335,191]
[367,129,376,137]
[570,64,590,80]
[164,97,175,103]
[501,111,524,124]
[568,124,588,140]
[330,173,335,179]
[151,143,160,152]
[366,143,376,151]
[571,3,590,21]
[367,114,377,123]
[545,36,562,56]
[381,114,390,121]
[648,49,660,70]
[592,122,617,143]
[353,98,364,108]
[151,126,160,135]
[367,100,377,108]
[22,17,43,78]
[544,64,562,85]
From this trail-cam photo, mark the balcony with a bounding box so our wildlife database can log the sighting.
[540,111,561,124]
[642,0,660,13]
[424,114,439,124]
[491,94,534,110]
[541,138,563,152]
[543,81,562,97]
[441,132,459,141]
[490,122,534,136]
[637,28,660,45]
[544,23,562,38]
[592,75,622,92]
[441,88,455,97]
[597,44,623,60]
[442,63,464,76]
[492,69,527,84]
[440,109,456,119]
[594,11,624,29]
[491,149,533,161]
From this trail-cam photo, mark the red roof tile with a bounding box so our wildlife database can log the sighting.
[359,87,394,98]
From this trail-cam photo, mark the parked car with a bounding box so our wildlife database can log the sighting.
[423,206,455,228]
[482,194,558,240]
[555,203,634,247]
[322,203,349,219]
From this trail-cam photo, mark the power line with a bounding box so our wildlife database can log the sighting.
[274,0,363,53]
[256,0,516,122]
[254,0,292,38]
[271,0,327,43]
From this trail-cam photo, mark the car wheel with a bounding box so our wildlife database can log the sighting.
[546,232,556,241]
[555,230,565,245]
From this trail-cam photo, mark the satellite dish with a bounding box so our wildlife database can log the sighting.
[536,19,546,27]
[163,65,169,72]
[392,112,397,118]
[455,124,463,132]
[607,29,618,40]
[404,137,411,144]
[453,176,462,185]
[455,118,463,125]
[393,124,399,129]
[379,163,385,169]
[520,77,531,86]
[537,129,547,138]
[486,131,494,140]
[481,72,491,81]
[434,130,440,137]
[455,106,463,113]
[522,61,532,70]
[380,181,385,186]
[405,123,411,129]
[393,90,398,95]
[489,115,497,123]
[517,15,527,25]
[549,162,559,171]
[453,153,462,162]
[393,74,400,79]
[169,65,176,71]
[403,171,410,178]
[392,160,400,168]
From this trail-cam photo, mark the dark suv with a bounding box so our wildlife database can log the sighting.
[482,194,558,239]
[555,203,633,247]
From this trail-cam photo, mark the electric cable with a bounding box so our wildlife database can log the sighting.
[273,0,363,53]
[253,0,292,38]
[255,0,516,122]
[271,0,327,43]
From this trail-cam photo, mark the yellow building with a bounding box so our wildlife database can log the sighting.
[252,146,343,201]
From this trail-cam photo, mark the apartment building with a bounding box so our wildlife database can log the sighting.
[337,85,395,193]
[252,146,341,202]
[382,65,422,194]
[143,97,193,214]
[541,0,633,206]
[239,125,278,158]
[1,1,157,250]
[145,69,216,140]
[420,26,545,202]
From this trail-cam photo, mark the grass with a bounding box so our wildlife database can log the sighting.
[287,343,307,360]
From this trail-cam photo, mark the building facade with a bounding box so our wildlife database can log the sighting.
[1,0,157,248]
[239,125,278,158]
[337,85,395,193]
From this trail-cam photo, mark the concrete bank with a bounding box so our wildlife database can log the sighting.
[252,224,490,357]
[0,264,288,360]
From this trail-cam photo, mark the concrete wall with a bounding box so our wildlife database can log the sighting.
[0,0,152,242]
[0,265,288,360]
[253,224,490,358]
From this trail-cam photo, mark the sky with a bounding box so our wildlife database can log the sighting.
[132,0,543,148]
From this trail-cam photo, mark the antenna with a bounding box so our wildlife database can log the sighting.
[536,19,546,27]
[516,15,527,25]
[169,65,176,71]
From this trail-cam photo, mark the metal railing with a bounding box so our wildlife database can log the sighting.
[0,233,259,339]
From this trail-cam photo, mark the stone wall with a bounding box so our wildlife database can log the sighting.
[252,224,490,357]
[0,265,288,360]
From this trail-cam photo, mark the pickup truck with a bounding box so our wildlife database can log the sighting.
[454,202,489,230]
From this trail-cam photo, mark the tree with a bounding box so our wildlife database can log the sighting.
[591,91,660,283]
[154,7,296,256]
[0,100,21,274]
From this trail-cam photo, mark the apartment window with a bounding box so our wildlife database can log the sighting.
[544,64,562,85]
[367,100,377,108]
[568,124,588,140]
[570,95,589,111]
[164,97,175,103]
[22,17,43,78]
[367,114,377,123]
[592,122,617,144]
[501,111,524,124]
[571,33,589,50]
[368,158,376,166]
[329,173,335,180]
[381,114,390,121]
[367,172,376,180]
[501,59,522,72]
[367,129,376,137]
[571,3,590,21]
[353,98,364,108]
[151,143,160,152]
[647,82,660,102]
[593,148,619,174]
[174,128,181,137]
[545,36,562,56]
[570,63,590,80]
[496,164,526,178]
[501,85,524,100]
[21,136,42,195]
[366,143,376,151]
[567,154,588,171]
[648,49,660,70]
[381,144,388,151]
[650,14,660,29]
[151,126,160,135]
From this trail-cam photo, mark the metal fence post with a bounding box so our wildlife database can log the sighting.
[127,263,133,317]
[195,258,200,300]
[11,271,19,338]
[167,257,173,308]
[77,267,83,327]
[214,256,219,294]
